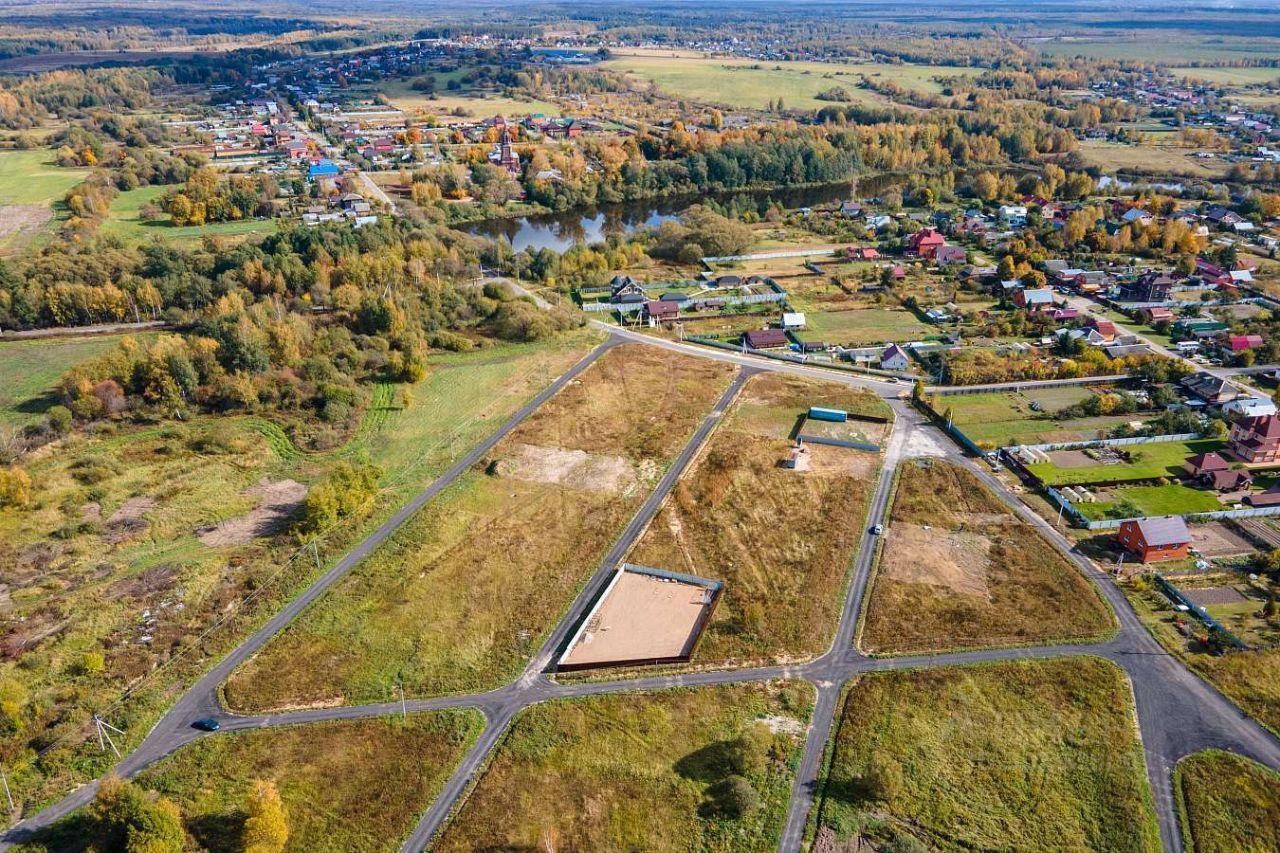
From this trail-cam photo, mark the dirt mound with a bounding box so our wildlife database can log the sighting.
[104,497,158,543]
[496,443,638,494]
[197,478,307,546]
[882,523,992,599]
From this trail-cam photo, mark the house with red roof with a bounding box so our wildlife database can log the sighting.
[1117,517,1191,563]
[905,228,946,259]
[1228,334,1264,352]
[1086,317,1118,341]
[1230,414,1280,463]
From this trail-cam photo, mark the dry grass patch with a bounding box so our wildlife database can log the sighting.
[814,658,1159,852]
[21,711,481,853]
[626,373,888,666]
[860,459,1113,653]
[223,345,735,711]
[436,682,812,853]
[1177,750,1280,853]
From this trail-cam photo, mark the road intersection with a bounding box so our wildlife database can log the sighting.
[6,328,1280,852]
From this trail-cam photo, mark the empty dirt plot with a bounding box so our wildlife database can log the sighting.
[25,711,483,853]
[435,681,812,852]
[1191,521,1256,558]
[197,478,307,546]
[222,344,736,711]
[626,372,889,667]
[812,658,1160,852]
[560,564,721,670]
[495,443,640,495]
[861,459,1114,653]
[1177,750,1280,853]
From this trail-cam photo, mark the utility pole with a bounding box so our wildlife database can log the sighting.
[93,715,124,759]
[399,681,407,720]
[0,767,14,816]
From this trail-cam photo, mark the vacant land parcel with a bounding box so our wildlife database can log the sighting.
[860,459,1113,653]
[812,658,1160,852]
[0,150,88,253]
[626,372,889,667]
[936,386,1141,448]
[1177,750,1280,853]
[0,333,139,425]
[435,682,812,852]
[27,712,481,853]
[223,344,736,710]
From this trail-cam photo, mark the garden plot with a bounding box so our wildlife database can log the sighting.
[861,459,1114,653]
[1191,521,1256,558]
[812,659,1160,852]
[435,682,812,852]
[625,372,889,667]
[222,344,736,711]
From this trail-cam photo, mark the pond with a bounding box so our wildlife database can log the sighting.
[461,182,859,252]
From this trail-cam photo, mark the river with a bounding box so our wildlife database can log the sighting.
[461,182,861,252]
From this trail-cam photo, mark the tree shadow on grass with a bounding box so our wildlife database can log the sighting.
[186,808,245,853]
[674,740,740,783]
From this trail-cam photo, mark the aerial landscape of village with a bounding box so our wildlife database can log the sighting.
[11,0,1280,850]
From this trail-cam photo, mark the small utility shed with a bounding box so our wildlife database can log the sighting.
[809,407,848,423]
[1118,516,1192,563]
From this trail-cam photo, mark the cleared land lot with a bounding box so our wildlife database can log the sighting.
[223,344,736,710]
[1177,750,1280,853]
[0,150,88,253]
[937,386,1140,448]
[626,372,889,666]
[604,55,974,110]
[860,459,1113,653]
[1027,437,1227,487]
[812,658,1160,852]
[23,712,482,853]
[799,305,933,347]
[1078,139,1230,179]
[435,682,812,852]
[0,334,595,811]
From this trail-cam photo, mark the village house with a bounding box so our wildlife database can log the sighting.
[905,228,946,259]
[743,328,789,349]
[1185,451,1253,491]
[1014,287,1056,312]
[1117,271,1176,303]
[879,343,910,371]
[1117,516,1192,563]
[1230,413,1280,463]
[1182,372,1238,405]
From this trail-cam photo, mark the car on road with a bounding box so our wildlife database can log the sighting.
[192,718,220,732]
[870,523,884,535]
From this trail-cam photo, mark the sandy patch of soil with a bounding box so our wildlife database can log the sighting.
[104,497,158,543]
[801,444,879,478]
[197,478,306,546]
[1191,522,1255,558]
[882,523,992,598]
[758,714,805,735]
[0,204,53,253]
[496,443,638,494]
[80,502,102,523]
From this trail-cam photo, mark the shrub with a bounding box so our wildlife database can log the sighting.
[706,775,760,818]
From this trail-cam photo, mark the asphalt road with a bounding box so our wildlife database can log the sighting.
[10,330,1280,853]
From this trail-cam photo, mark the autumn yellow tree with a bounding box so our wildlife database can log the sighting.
[243,779,289,853]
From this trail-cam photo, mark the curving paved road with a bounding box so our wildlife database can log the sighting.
[8,330,1280,853]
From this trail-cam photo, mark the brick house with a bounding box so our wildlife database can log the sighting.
[1230,414,1280,463]
[1117,516,1192,563]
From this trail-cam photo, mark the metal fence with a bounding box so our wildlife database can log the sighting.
[1015,432,1201,454]
[1154,574,1248,650]
[926,373,1132,396]
[702,248,839,263]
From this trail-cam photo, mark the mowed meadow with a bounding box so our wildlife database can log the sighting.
[627,372,890,668]
[223,343,738,711]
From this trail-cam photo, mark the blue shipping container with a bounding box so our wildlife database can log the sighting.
[808,406,847,422]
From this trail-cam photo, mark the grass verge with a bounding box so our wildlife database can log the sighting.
[1176,749,1280,853]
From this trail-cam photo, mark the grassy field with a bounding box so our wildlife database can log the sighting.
[0,333,598,811]
[1035,36,1280,63]
[627,373,889,667]
[1171,66,1280,86]
[800,306,934,347]
[22,712,481,853]
[100,184,278,245]
[1077,483,1223,520]
[860,459,1114,653]
[222,344,736,711]
[937,386,1141,447]
[1077,139,1229,179]
[1177,750,1280,853]
[0,334,141,425]
[603,55,974,110]
[812,658,1160,852]
[436,682,812,852]
[0,150,89,252]
[1027,438,1227,487]
[377,78,561,120]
